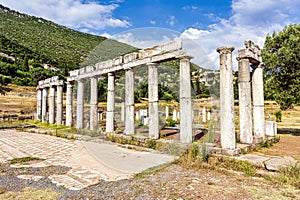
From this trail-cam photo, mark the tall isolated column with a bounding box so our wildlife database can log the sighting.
[148,63,159,139]
[36,89,42,121]
[76,79,84,129]
[41,87,48,122]
[179,56,193,143]
[49,86,55,124]
[252,64,265,141]
[66,82,73,126]
[216,46,236,149]
[106,73,115,132]
[90,77,98,130]
[237,57,253,144]
[125,69,135,135]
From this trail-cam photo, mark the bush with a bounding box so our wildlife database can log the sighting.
[275,110,282,122]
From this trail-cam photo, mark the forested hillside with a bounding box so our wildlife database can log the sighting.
[0,4,137,86]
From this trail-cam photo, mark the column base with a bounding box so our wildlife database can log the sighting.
[253,136,264,144]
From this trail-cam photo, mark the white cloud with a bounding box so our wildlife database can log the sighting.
[181,0,300,70]
[167,16,176,26]
[150,20,156,25]
[0,0,130,31]
[182,5,198,11]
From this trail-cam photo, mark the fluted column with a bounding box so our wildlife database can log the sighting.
[76,79,84,129]
[106,73,115,133]
[56,84,63,125]
[237,57,253,144]
[36,89,42,121]
[216,46,236,149]
[252,64,265,141]
[90,77,98,130]
[125,70,135,135]
[41,87,48,122]
[66,82,73,126]
[148,63,159,139]
[179,56,193,143]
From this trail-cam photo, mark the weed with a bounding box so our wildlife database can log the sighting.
[240,160,256,176]
[265,163,300,188]
[9,157,41,164]
[275,110,282,122]
[217,157,257,176]
[146,140,157,149]
[161,142,186,156]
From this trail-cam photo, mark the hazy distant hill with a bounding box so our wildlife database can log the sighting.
[0,4,137,75]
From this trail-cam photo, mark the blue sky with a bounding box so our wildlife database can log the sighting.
[0,0,299,69]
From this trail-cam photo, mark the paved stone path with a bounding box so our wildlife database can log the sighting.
[0,130,176,190]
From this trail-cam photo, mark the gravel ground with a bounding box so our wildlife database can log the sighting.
[0,161,300,200]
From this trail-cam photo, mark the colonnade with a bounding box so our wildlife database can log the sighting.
[36,76,64,125]
[36,40,194,143]
[36,39,270,149]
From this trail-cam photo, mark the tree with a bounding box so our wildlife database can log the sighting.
[21,56,29,71]
[261,24,300,110]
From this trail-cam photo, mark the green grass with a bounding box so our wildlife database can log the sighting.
[263,163,300,188]
[9,157,41,164]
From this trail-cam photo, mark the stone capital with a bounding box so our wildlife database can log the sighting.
[216,46,235,54]
[177,55,193,61]
[236,56,249,61]
[147,62,159,67]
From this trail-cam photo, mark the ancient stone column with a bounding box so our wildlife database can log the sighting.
[90,77,98,130]
[165,106,169,119]
[66,82,73,126]
[237,57,253,144]
[125,70,135,135]
[148,63,159,139]
[49,86,55,124]
[36,89,42,121]
[202,106,206,123]
[179,56,193,143]
[121,102,125,122]
[76,79,84,129]
[41,87,48,122]
[172,109,177,121]
[56,84,63,125]
[252,64,265,141]
[216,46,236,149]
[106,73,115,133]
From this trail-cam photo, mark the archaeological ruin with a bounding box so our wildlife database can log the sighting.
[36,39,277,153]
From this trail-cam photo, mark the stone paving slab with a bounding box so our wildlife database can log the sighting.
[236,154,270,168]
[237,154,299,171]
[264,156,298,171]
[0,130,176,190]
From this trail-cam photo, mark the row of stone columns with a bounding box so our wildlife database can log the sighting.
[36,76,63,125]
[216,40,265,150]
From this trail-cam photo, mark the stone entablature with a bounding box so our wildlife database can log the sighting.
[237,40,262,64]
[37,76,63,89]
[67,40,187,82]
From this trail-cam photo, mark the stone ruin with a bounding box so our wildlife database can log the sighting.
[36,39,277,154]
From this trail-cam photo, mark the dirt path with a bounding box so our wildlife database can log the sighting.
[257,134,300,160]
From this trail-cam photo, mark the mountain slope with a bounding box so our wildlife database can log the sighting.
[0,4,137,74]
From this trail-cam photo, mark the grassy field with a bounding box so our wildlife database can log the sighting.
[0,84,300,132]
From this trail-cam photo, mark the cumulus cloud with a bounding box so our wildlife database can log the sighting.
[0,0,130,31]
[181,0,300,70]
